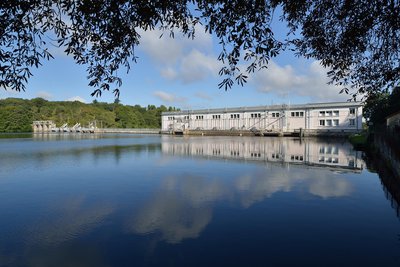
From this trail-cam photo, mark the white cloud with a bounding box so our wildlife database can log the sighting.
[160,67,178,80]
[139,24,212,63]
[153,90,186,103]
[66,96,86,103]
[251,60,350,101]
[179,49,221,83]
[138,25,218,84]
[36,91,53,100]
[139,28,183,65]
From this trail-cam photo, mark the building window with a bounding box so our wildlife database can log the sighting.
[349,108,355,115]
[291,155,304,161]
[251,113,261,118]
[333,110,339,116]
[195,115,204,120]
[349,119,355,126]
[326,119,332,126]
[291,111,304,117]
[326,111,333,116]
[319,120,325,126]
[212,115,221,119]
[333,119,339,126]
[168,116,175,121]
[319,111,326,117]
[272,112,280,118]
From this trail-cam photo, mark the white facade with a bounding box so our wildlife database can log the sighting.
[161,102,363,133]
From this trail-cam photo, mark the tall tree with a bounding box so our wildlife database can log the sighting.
[1,1,399,98]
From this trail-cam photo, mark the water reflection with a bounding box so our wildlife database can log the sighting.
[161,136,363,171]
[131,169,354,243]
[0,134,161,173]
[365,149,400,219]
[1,135,398,266]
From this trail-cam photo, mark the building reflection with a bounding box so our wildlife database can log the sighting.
[161,136,363,172]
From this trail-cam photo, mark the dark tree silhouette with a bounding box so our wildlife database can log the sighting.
[1,1,399,98]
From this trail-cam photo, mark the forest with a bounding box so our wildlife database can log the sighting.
[0,98,178,132]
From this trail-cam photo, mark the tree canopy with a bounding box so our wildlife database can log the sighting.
[363,86,400,126]
[1,1,399,98]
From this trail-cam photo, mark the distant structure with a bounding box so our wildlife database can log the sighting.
[32,120,160,134]
[32,121,56,132]
[161,101,363,136]
[32,121,97,133]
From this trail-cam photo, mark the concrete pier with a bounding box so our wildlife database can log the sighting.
[32,121,56,132]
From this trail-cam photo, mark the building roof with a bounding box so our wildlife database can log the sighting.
[162,101,363,116]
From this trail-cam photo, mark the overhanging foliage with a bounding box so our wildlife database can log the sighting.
[1,1,399,98]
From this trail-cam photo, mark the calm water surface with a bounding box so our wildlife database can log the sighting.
[0,134,399,267]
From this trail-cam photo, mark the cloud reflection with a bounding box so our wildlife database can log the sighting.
[130,175,222,243]
[129,166,352,243]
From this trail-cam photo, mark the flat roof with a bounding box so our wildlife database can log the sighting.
[162,101,363,116]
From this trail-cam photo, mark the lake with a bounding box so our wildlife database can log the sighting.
[0,134,399,267]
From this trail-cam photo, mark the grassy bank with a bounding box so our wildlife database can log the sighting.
[349,133,368,150]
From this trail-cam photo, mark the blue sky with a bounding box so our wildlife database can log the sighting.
[0,17,356,109]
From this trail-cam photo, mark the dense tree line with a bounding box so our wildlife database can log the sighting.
[0,98,178,132]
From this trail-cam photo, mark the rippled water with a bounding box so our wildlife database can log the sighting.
[0,134,399,267]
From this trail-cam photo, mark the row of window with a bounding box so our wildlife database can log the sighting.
[291,155,304,161]
[169,108,356,121]
[319,119,355,126]
[291,111,304,117]
[319,110,340,117]
[271,112,280,118]
[251,113,262,118]
[318,157,339,164]
[319,119,340,126]
[319,146,339,154]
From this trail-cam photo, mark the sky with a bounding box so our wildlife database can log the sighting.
[0,12,356,110]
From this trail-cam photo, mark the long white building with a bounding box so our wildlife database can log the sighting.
[161,101,363,135]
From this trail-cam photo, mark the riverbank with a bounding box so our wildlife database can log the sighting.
[348,133,368,150]
[350,128,400,181]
